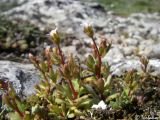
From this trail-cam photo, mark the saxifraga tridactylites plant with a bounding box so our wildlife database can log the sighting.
[0,23,111,120]
[0,24,159,120]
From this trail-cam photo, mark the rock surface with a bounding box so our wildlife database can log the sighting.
[110,59,160,76]
[2,0,160,60]
[0,61,39,97]
[3,0,106,37]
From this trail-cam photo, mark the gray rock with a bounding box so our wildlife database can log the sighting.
[103,46,124,65]
[125,38,139,46]
[2,0,160,61]
[0,61,39,97]
[139,43,160,59]
[123,46,136,56]
[62,46,77,55]
[111,59,160,76]
[3,0,107,38]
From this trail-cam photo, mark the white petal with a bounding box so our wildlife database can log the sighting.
[81,22,93,28]
[49,28,58,36]
[91,104,99,109]
[98,100,106,110]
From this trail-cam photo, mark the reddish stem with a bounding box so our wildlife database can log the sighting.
[15,107,24,118]
[13,99,24,118]
[57,44,65,65]
[46,53,52,72]
[91,37,102,78]
[57,44,78,99]
[68,79,78,99]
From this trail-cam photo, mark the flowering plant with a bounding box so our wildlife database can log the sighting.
[1,24,159,120]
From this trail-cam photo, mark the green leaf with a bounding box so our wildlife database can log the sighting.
[123,87,129,96]
[131,81,138,91]
[72,79,80,91]
[39,80,48,90]
[56,84,64,92]
[110,101,122,109]
[50,105,62,115]
[86,55,95,72]
[63,84,72,99]
[103,64,110,77]
[48,69,57,83]
[75,95,90,105]
[83,84,99,99]
[7,112,21,120]
[39,62,48,72]
[77,99,92,109]
[55,98,65,104]
[51,53,61,65]
[56,84,72,99]
[104,74,112,88]
[106,93,120,102]
[99,47,106,57]
[16,100,26,112]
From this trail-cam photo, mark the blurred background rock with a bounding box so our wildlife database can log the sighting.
[0,0,160,62]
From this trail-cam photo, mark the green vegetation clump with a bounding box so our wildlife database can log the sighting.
[96,0,160,16]
[0,15,46,60]
[0,24,160,120]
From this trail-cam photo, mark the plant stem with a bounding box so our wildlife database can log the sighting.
[91,37,101,78]
[15,107,24,118]
[13,99,24,118]
[57,44,77,99]
[37,64,51,94]
[57,44,65,65]
[68,79,78,99]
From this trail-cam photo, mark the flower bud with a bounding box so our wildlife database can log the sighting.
[49,28,60,44]
[62,63,70,78]
[29,53,34,61]
[83,23,94,38]
[45,46,51,57]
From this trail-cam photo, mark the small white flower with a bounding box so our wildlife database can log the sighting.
[92,100,107,110]
[45,46,51,56]
[82,22,92,28]
[82,22,94,38]
[28,53,33,59]
[49,28,60,44]
[49,28,58,37]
